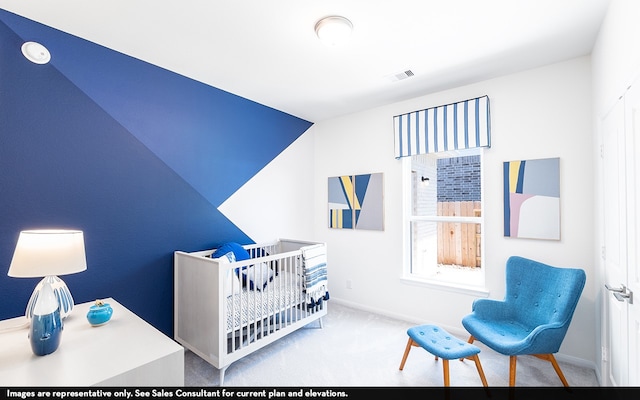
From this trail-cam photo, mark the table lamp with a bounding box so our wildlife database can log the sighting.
[8,229,87,320]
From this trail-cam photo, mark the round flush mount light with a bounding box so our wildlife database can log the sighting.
[21,41,51,64]
[314,16,353,46]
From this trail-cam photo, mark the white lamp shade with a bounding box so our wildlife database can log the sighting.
[8,230,87,278]
[315,16,353,46]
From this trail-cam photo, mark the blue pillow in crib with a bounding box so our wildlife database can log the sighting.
[211,242,251,262]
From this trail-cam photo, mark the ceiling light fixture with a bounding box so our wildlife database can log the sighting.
[21,41,51,64]
[314,16,353,46]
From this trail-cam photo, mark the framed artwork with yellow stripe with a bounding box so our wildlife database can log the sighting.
[328,173,384,230]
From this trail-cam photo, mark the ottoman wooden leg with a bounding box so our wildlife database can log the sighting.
[399,338,415,370]
[442,359,450,386]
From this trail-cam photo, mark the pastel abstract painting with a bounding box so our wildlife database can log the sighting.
[503,158,560,240]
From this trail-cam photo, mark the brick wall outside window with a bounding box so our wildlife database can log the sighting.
[437,155,481,202]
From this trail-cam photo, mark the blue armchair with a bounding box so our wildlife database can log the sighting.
[461,256,586,386]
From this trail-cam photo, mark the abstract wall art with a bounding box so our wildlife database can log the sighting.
[328,173,384,230]
[503,157,560,240]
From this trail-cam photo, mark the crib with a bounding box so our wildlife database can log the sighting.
[174,239,328,385]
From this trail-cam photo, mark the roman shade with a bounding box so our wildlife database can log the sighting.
[393,95,491,158]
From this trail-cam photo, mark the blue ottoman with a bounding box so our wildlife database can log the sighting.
[399,324,488,387]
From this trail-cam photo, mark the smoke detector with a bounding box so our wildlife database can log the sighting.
[21,41,51,64]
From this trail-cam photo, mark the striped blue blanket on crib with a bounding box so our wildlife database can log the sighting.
[301,244,329,307]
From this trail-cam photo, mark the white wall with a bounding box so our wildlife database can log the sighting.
[592,0,640,114]
[220,130,316,243]
[311,56,596,366]
[591,0,640,383]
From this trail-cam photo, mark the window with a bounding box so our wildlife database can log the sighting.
[402,147,486,294]
[394,95,490,294]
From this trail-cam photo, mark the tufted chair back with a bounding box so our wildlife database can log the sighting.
[504,256,586,332]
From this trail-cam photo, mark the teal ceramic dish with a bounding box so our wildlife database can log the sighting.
[86,300,113,326]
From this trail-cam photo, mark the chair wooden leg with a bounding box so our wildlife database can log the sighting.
[442,359,450,386]
[399,338,415,370]
[509,356,517,386]
[534,354,569,387]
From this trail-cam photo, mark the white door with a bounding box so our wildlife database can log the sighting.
[603,79,640,386]
[602,96,628,386]
[624,81,640,385]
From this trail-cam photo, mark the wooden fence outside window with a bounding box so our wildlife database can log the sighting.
[437,201,481,267]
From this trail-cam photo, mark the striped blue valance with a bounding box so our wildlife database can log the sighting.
[393,95,491,159]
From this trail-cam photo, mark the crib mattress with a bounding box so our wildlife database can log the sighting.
[226,271,304,332]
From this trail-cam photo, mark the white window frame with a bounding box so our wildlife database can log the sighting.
[401,148,489,297]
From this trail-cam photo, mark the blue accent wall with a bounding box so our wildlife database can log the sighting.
[0,9,313,336]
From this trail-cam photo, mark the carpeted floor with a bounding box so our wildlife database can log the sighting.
[183,302,599,387]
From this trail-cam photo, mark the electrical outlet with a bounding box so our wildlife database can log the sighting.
[346,280,352,289]
[601,346,608,362]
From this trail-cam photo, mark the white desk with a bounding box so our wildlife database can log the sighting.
[0,298,184,386]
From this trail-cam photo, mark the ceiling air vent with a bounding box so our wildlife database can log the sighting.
[387,70,414,82]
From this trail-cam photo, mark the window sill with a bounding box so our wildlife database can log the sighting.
[400,275,490,297]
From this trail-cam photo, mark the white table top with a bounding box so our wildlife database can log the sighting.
[0,298,184,386]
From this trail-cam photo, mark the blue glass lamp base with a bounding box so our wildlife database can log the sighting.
[25,275,75,320]
[30,310,63,356]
